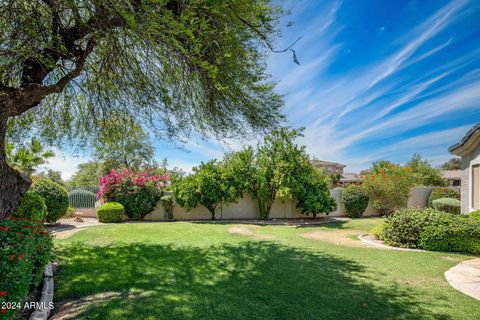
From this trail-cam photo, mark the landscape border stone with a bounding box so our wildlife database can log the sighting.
[29,262,54,320]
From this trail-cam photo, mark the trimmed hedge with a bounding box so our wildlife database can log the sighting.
[432,198,461,214]
[32,179,69,223]
[97,202,125,223]
[0,219,52,319]
[419,216,480,254]
[382,208,441,248]
[428,188,459,207]
[342,185,369,218]
[382,208,480,254]
[12,191,47,221]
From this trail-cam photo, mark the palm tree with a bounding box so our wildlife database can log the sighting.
[6,138,54,176]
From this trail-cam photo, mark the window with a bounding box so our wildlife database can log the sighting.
[473,164,480,210]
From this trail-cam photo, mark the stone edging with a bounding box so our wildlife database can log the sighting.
[29,263,54,320]
[358,234,426,252]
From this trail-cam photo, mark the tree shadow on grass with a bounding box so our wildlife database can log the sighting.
[52,241,445,320]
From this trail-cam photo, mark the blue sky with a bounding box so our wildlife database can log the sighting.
[47,0,480,179]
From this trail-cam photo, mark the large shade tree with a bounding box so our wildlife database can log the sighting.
[0,0,292,218]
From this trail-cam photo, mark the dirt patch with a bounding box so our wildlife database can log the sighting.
[50,292,121,320]
[53,229,81,240]
[301,230,366,247]
[227,225,276,240]
[228,226,254,236]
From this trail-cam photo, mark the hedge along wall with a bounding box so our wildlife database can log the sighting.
[78,187,446,220]
[144,190,384,221]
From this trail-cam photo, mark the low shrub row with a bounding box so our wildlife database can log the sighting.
[0,219,52,319]
[97,202,125,223]
[375,208,480,254]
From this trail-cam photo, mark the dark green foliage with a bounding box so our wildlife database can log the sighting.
[160,195,175,220]
[68,162,102,187]
[116,188,161,221]
[405,153,448,186]
[173,161,235,220]
[428,188,460,207]
[419,216,480,254]
[382,208,444,248]
[32,179,69,223]
[97,203,125,223]
[69,189,97,209]
[12,191,47,221]
[342,185,369,218]
[441,158,461,170]
[296,168,336,218]
[383,208,480,254]
[0,220,52,319]
[432,198,461,214]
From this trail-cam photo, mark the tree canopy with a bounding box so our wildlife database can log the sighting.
[0,0,292,217]
[441,158,461,170]
[93,116,155,171]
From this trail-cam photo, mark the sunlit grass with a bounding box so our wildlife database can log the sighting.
[53,219,480,320]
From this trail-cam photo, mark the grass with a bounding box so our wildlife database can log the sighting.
[53,218,480,319]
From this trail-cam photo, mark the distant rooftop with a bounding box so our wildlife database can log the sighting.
[310,159,346,168]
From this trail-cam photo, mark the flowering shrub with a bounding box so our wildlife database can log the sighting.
[98,169,168,220]
[0,219,52,319]
[362,165,416,216]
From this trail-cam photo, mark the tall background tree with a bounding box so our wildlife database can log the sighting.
[0,0,293,218]
[93,116,155,173]
[441,158,461,170]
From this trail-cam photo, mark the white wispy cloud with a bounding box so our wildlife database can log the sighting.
[269,0,477,172]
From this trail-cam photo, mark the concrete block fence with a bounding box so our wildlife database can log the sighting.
[76,187,439,220]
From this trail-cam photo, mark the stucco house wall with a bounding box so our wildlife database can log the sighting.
[459,144,480,213]
[449,123,480,214]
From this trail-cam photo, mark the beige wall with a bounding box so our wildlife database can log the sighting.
[460,143,480,214]
[78,187,440,221]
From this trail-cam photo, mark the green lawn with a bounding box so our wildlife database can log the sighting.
[53,219,480,319]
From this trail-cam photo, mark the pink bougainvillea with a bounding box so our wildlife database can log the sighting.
[98,168,169,200]
[98,169,169,220]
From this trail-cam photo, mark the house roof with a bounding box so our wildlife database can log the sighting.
[340,173,359,182]
[441,170,461,180]
[310,159,346,168]
[449,123,480,156]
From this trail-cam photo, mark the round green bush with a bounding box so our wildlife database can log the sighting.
[32,179,69,223]
[69,189,97,208]
[432,198,461,214]
[12,191,47,221]
[382,208,444,248]
[419,215,480,254]
[97,202,125,223]
[428,188,459,207]
[342,185,369,218]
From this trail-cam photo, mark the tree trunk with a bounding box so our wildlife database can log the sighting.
[0,115,31,219]
[209,207,216,220]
